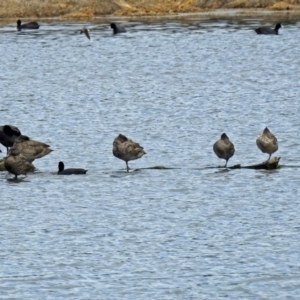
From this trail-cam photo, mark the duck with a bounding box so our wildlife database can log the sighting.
[113,134,146,172]
[4,147,35,179]
[80,27,90,40]
[17,19,40,31]
[256,127,278,161]
[254,23,282,35]
[57,161,87,175]
[0,125,21,154]
[13,135,53,162]
[213,133,235,168]
[110,23,126,34]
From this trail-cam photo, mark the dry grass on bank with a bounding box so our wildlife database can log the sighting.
[113,0,203,16]
[0,0,119,18]
[0,0,299,18]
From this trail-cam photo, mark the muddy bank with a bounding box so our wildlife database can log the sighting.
[0,0,299,19]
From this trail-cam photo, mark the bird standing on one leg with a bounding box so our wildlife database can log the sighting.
[113,134,146,172]
[213,133,235,168]
[256,127,278,161]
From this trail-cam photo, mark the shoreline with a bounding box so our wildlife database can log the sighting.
[0,9,299,22]
[0,0,299,20]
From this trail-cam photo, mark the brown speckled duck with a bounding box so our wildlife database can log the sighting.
[13,135,53,162]
[256,127,278,161]
[113,134,146,172]
[213,133,235,168]
[4,147,35,179]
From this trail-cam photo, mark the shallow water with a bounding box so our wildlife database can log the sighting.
[1,14,300,299]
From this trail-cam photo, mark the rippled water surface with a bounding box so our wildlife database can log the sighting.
[1,14,300,299]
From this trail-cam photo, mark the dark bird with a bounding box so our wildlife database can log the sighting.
[113,134,146,172]
[256,127,278,161]
[0,125,21,154]
[255,23,282,35]
[4,147,35,179]
[213,133,235,168]
[13,135,53,162]
[80,27,90,40]
[57,161,87,175]
[110,23,126,34]
[17,19,40,31]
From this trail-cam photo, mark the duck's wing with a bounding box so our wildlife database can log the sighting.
[265,131,278,145]
[80,28,90,40]
[19,156,35,173]
[14,137,50,148]
[24,139,51,148]
[14,140,52,161]
[84,29,90,40]
[226,141,235,157]
[123,141,145,157]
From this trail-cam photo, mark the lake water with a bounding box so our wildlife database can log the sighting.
[1,13,300,299]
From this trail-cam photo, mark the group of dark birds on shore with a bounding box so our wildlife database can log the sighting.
[16,19,283,37]
[0,124,278,180]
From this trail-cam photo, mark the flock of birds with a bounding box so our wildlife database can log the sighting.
[0,124,278,179]
[15,19,283,36]
[213,127,278,168]
[0,124,147,179]
[2,19,281,179]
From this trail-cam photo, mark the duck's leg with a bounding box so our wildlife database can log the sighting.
[264,154,271,163]
[126,161,129,172]
[224,160,228,168]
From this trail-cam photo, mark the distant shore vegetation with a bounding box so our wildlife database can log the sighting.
[0,0,299,19]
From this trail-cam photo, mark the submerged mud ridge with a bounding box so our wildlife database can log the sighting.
[0,0,299,18]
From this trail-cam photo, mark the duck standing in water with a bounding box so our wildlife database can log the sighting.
[0,125,21,154]
[213,133,235,168]
[13,135,53,162]
[113,134,146,172]
[17,20,40,31]
[4,147,35,179]
[57,161,87,175]
[256,127,278,161]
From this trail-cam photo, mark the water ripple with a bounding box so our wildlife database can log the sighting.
[1,16,300,299]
